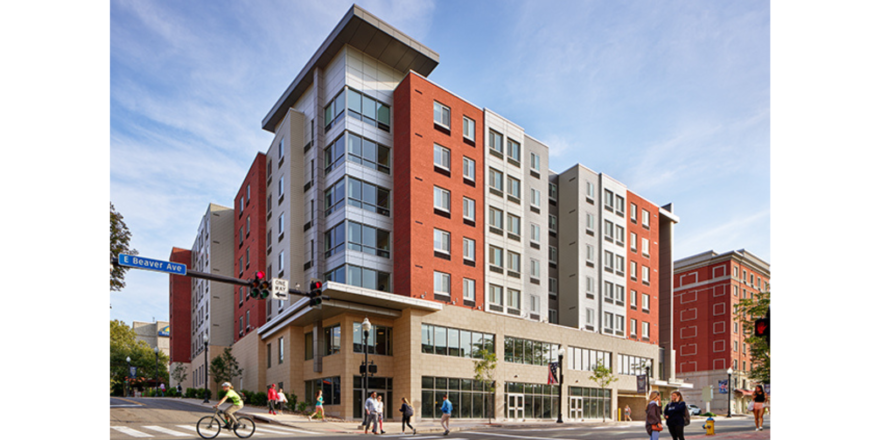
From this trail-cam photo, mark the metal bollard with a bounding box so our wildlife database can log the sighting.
[702,417,715,435]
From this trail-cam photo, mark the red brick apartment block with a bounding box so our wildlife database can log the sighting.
[168,247,192,363]
[626,191,660,346]
[233,152,268,342]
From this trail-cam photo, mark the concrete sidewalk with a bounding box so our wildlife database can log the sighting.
[169,398,768,438]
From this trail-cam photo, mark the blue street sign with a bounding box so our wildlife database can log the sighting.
[118,254,187,275]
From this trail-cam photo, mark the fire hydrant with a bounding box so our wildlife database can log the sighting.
[702,417,715,435]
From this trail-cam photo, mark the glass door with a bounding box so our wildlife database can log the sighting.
[507,393,524,420]
[569,397,583,420]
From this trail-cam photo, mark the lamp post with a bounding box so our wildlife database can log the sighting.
[556,346,564,423]
[154,346,160,395]
[360,317,371,427]
[125,356,131,397]
[726,367,733,417]
[203,333,210,403]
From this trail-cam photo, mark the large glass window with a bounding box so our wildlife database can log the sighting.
[423,376,494,419]
[503,337,557,365]
[349,88,391,131]
[353,322,392,355]
[324,90,345,131]
[324,179,345,216]
[323,324,341,356]
[306,376,341,406]
[324,134,346,173]
[348,178,391,216]
[324,221,345,257]
[421,324,495,359]
[348,222,391,258]
[347,132,391,174]
[504,382,558,420]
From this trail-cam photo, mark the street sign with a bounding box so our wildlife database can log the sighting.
[271,278,289,301]
[117,254,186,276]
[637,374,647,393]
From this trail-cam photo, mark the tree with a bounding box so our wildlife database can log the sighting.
[111,202,137,291]
[210,347,243,388]
[734,290,770,384]
[110,320,169,395]
[171,362,188,386]
[473,349,498,423]
[589,358,618,422]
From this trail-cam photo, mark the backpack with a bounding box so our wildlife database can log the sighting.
[404,404,414,417]
[683,404,690,426]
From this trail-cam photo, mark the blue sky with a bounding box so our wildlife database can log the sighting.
[109,0,770,326]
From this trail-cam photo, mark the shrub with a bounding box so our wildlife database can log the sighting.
[253,391,268,407]
[702,412,717,418]
[297,401,309,414]
[284,392,298,412]
[185,388,199,399]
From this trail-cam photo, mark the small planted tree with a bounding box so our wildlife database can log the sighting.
[473,349,498,423]
[210,348,243,393]
[589,359,618,422]
[171,362,188,390]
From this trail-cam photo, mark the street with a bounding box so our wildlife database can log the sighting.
[111,398,769,440]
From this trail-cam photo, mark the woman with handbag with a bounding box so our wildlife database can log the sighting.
[664,391,688,440]
[752,385,767,431]
[645,391,663,440]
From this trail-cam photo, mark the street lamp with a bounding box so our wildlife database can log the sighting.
[203,333,210,403]
[360,317,371,427]
[556,346,564,423]
[726,367,733,418]
[154,346,160,395]
[125,356,131,397]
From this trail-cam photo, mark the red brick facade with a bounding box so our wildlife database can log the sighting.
[393,73,484,310]
[626,191,660,346]
[233,153,268,343]
[168,247,192,363]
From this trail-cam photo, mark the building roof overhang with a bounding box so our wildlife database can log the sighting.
[261,4,439,133]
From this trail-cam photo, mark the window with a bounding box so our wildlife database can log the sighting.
[604,250,614,272]
[549,309,558,324]
[489,130,503,154]
[530,259,540,279]
[507,176,521,199]
[348,88,391,130]
[463,116,475,141]
[347,222,391,258]
[530,152,540,171]
[489,168,504,192]
[630,261,637,280]
[278,175,285,200]
[604,281,614,302]
[507,139,521,162]
[642,237,650,256]
[278,213,284,237]
[615,284,625,304]
[642,322,650,339]
[615,195,624,215]
[434,186,451,212]
[630,232,637,251]
[603,312,613,331]
[278,337,284,364]
[586,181,595,201]
[267,343,271,368]
[549,183,557,201]
[463,197,476,222]
[642,266,650,283]
[604,189,614,210]
[463,278,476,301]
[278,250,285,274]
[586,308,595,328]
[615,255,625,274]
[489,207,504,230]
[489,284,503,306]
[642,293,650,311]
[489,245,504,268]
[549,215,557,233]
[630,319,637,337]
[324,133,345,173]
[586,244,595,264]
[434,271,451,296]
[348,178,392,216]
[615,315,624,334]
[507,213,521,236]
[586,213,595,233]
[434,228,451,254]
[642,209,650,227]
[324,179,345,216]
[324,90,345,131]
[508,289,521,311]
[324,222,345,257]
[604,220,614,241]
[530,295,540,314]
[239,227,243,246]
[434,144,451,170]
[549,246,558,265]
[278,137,285,160]
[615,225,624,245]
[549,277,558,297]
[246,216,251,236]
[508,251,521,273]
[345,132,392,174]
[463,237,476,262]
[463,156,476,181]
[422,326,495,360]
[530,188,541,207]
[323,324,342,356]
[630,203,637,221]
[630,290,637,307]
[354,322,393,355]
[530,223,540,242]
[434,101,451,128]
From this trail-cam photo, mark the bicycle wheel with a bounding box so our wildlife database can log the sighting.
[233,417,255,438]
[196,415,222,439]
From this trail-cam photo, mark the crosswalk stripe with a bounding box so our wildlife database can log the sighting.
[175,424,236,438]
[259,425,317,434]
[142,426,190,436]
[111,426,153,437]
[257,426,311,435]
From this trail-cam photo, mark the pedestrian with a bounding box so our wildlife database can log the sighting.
[213,382,243,430]
[752,384,767,431]
[276,388,288,415]
[159,383,165,397]
[267,384,278,415]
[645,390,663,440]
[439,394,453,436]
[399,397,416,435]
[664,391,688,440]
[625,404,632,421]
[375,395,387,434]
[363,391,379,434]
[176,384,182,396]
[309,389,326,421]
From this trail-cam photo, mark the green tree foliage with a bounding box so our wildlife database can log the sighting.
[171,362,188,385]
[110,202,137,291]
[734,290,770,384]
[110,320,169,395]
[589,359,618,422]
[210,347,243,387]
[473,348,498,423]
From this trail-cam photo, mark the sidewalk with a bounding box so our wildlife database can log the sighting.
[171,398,769,438]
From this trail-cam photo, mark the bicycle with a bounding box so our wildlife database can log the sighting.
[196,407,256,439]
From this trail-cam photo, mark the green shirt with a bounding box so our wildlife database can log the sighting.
[225,390,242,406]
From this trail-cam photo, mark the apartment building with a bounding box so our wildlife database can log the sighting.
[233,153,268,343]
[168,246,192,374]
[672,249,770,414]
[188,203,234,395]
[169,4,685,421]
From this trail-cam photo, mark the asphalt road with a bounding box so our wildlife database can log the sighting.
[111,398,769,440]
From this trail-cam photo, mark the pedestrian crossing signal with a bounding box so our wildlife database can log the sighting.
[755,317,769,341]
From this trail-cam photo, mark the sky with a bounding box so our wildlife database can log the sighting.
[108,0,770,326]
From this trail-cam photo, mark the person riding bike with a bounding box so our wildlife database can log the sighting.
[213,382,243,430]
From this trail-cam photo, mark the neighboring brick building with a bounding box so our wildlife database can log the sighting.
[233,153,268,343]
[168,246,192,368]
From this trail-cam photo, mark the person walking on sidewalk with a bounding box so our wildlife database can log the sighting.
[364,391,379,434]
[267,384,278,415]
[309,390,325,421]
[625,405,632,421]
[376,395,387,434]
[276,388,288,415]
[159,383,165,397]
[752,384,767,431]
[399,397,416,435]
[439,394,453,436]
[664,391,688,440]
[645,391,663,440]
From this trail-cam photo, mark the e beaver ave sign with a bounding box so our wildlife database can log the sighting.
[117,254,186,276]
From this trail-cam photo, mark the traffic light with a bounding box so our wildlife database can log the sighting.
[754,316,770,342]
[249,271,271,299]
[308,279,323,306]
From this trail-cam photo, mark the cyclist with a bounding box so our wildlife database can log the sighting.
[213,382,243,430]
